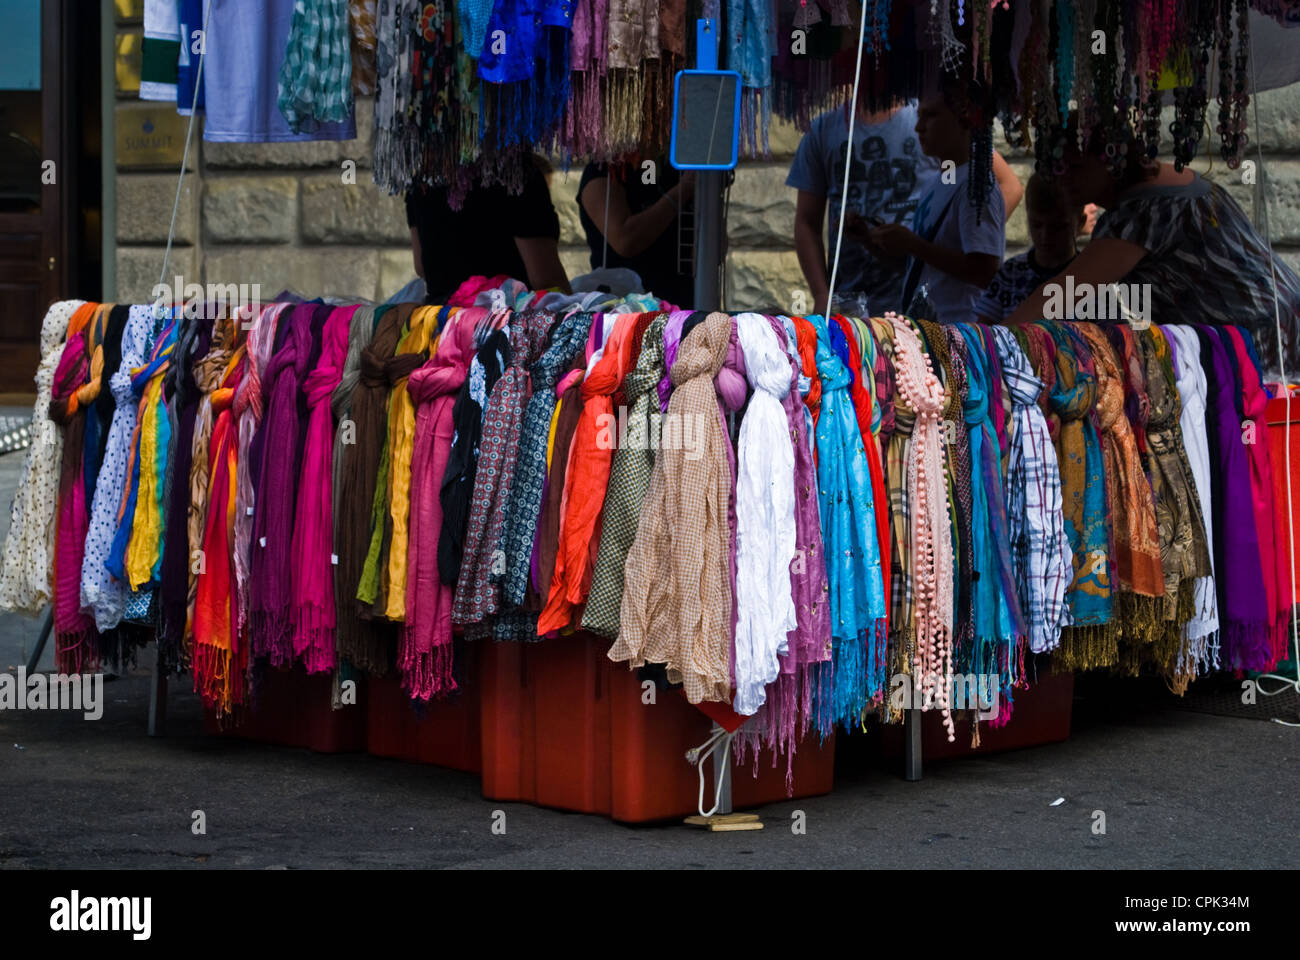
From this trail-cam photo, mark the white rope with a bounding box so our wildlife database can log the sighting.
[824,0,871,311]
[156,0,212,304]
[1246,25,1299,726]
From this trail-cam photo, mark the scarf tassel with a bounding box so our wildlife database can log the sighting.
[398,638,457,703]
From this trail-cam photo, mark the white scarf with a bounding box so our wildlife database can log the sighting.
[0,300,84,614]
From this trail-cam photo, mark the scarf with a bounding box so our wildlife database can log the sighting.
[809,313,886,728]
[538,312,642,635]
[159,314,213,669]
[83,305,153,637]
[1042,322,1115,670]
[402,309,473,700]
[193,347,246,716]
[794,317,823,437]
[888,313,955,743]
[336,303,412,673]
[1225,326,1291,667]
[278,0,354,133]
[533,353,586,604]
[290,305,356,675]
[0,300,84,614]
[234,304,289,649]
[250,305,315,665]
[495,311,594,639]
[730,313,798,717]
[611,311,734,704]
[1163,324,1220,670]
[117,318,178,591]
[656,310,688,412]
[880,318,917,679]
[49,313,100,673]
[348,0,378,94]
[456,309,554,632]
[1196,324,1271,670]
[991,325,1070,655]
[368,307,436,621]
[1076,323,1163,651]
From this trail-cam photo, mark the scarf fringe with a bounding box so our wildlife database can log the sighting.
[1054,622,1120,671]
[293,602,338,674]
[193,640,233,718]
[398,636,456,702]
[55,630,99,675]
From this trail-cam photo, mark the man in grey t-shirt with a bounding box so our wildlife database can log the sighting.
[787,102,939,315]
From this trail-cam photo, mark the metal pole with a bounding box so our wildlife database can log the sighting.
[904,708,922,781]
[694,170,724,311]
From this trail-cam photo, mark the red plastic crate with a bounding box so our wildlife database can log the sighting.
[878,670,1074,761]
[1267,396,1300,606]
[481,631,836,823]
[204,663,367,753]
[365,643,482,774]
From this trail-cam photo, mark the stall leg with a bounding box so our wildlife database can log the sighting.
[148,643,167,737]
[904,708,922,781]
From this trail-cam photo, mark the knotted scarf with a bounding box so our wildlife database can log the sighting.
[991,325,1069,655]
[0,300,84,614]
[335,303,412,673]
[456,309,554,631]
[656,310,688,412]
[1041,322,1115,670]
[1076,323,1163,650]
[402,309,474,700]
[49,308,101,673]
[809,313,886,728]
[888,313,955,743]
[250,305,316,665]
[538,312,642,636]
[290,305,356,674]
[793,316,823,437]
[611,311,734,704]
[193,346,246,715]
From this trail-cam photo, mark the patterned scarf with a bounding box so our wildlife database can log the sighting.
[1042,322,1115,670]
[290,305,356,675]
[193,346,246,716]
[278,0,355,133]
[456,309,554,632]
[581,312,662,640]
[250,305,315,665]
[991,325,1069,655]
[612,311,734,704]
[0,300,84,614]
[538,312,642,635]
[402,309,472,699]
[809,313,886,728]
[888,313,954,743]
[1076,323,1163,647]
[348,0,378,94]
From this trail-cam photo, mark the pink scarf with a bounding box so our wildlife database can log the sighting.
[1226,327,1291,666]
[290,305,357,673]
[401,309,475,700]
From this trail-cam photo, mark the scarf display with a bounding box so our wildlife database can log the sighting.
[278,0,355,133]
[0,300,85,615]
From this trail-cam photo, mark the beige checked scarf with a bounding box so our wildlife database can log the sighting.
[611,311,733,704]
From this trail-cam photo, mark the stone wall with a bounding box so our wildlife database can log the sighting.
[111,1,1300,310]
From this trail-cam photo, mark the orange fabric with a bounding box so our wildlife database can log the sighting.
[538,314,643,635]
[794,316,822,437]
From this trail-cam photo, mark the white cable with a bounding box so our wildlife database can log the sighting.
[1246,26,1299,726]
[824,0,871,313]
[157,0,212,299]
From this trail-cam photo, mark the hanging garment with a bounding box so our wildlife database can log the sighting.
[534,354,588,602]
[290,305,357,674]
[810,312,887,726]
[0,300,85,614]
[335,303,411,673]
[499,310,594,638]
[140,0,180,102]
[250,305,317,664]
[888,313,955,742]
[278,0,355,134]
[193,345,247,715]
[234,303,290,647]
[611,311,734,704]
[82,305,153,634]
[656,310,689,412]
[456,309,555,632]
[1042,322,1114,669]
[403,308,475,700]
[731,313,798,716]
[1164,324,1219,665]
[347,0,378,94]
[49,307,104,673]
[538,312,641,635]
[1224,326,1291,666]
[991,325,1069,655]
[1076,323,1163,647]
[159,315,214,669]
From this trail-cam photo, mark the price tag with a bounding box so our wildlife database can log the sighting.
[259,537,266,548]
[330,554,339,566]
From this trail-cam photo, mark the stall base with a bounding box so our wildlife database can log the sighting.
[203,663,366,753]
[365,644,483,774]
